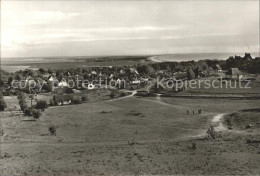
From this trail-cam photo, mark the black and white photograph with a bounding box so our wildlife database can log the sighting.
[0,0,260,175]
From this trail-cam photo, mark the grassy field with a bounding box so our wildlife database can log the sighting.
[1,94,260,175]
[183,77,260,95]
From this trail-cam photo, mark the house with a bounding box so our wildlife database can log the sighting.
[129,68,139,75]
[120,69,126,74]
[116,78,122,84]
[53,94,72,106]
[48,76,57,82]
[25,76,34,82]
[88,83,95,90]
[91,71,97,75]
[131,79,141,85]
[25,76,37,87]
[72,89,81,93]
[156,70,164,75]
[140,77,149,82]
[214,64,222,72]
[226,68,242,79]
[58,79,68,88]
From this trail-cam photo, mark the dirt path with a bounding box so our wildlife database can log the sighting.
[212,113,228,131]
[108,90,137,102]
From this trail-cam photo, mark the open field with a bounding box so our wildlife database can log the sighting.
[1,94,260,175]
[157,77,260,98]
[182,77,260,95]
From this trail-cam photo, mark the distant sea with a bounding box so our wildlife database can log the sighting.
[149,52,260,62]
[1,52,259,72]
[1,53,259,65]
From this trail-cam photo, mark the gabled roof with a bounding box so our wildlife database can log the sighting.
[215,64,222,70]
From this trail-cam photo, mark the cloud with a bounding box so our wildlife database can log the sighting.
[2,10,80,27]
[1,1,259,57]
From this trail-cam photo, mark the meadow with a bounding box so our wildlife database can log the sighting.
[1,94,259,175]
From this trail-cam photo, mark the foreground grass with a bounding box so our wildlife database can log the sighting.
[1,96,260,175]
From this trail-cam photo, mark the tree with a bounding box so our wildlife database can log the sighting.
[109,91,116,98]
[49,98,55,106]
[0,94,7,111]
[17,92,28,112]
[32,109,41,119]
[81,95,88,102]
[72,96,82,104]
[8,76,13,85]
[29,95,34,108]
[186,67,195,80]
[36,100,48,111]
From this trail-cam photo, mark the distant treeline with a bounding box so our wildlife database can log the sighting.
[135,53,260,75]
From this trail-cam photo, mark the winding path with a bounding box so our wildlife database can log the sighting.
[108,90,137,102]
[212,113,228,131]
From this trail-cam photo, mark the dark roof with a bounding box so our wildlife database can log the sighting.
[226,68,241,75]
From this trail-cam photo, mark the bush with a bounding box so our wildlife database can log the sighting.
[36,100,48,111]
[17,92,28,112]
[48,125,57,136]
[109,90,117,98]
[81,95,88,102]
[206,125,219,139]
[0,94,7,111]
[42,83,52,92]
[72,96,82,104]
[53,96,58,105]
[49,98,55,106]
[24,108,33,116]
[120,91,128,97]
[32,109,41,119]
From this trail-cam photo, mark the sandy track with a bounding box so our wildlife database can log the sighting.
[108,90,137,102]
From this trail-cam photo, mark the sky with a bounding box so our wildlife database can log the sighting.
[1,0,259,57]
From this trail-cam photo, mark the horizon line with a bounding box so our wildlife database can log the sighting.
[1,51,260,59]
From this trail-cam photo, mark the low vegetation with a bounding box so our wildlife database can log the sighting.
[0,93,7,111]
[48,125,57,136]
[17,92,45,119]
[206,125,220,139]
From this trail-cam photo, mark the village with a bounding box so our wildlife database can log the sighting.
[0,53,259,175]
[1,53,259,108]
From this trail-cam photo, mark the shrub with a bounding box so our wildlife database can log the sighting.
[48,125,57,136]
[72,96,82,104]
[81,95,88,102]
[109,90,117,98]
[191,143,197,150]
[32,109,41,119]
[36,100,48,111]
[120,91,128,97]
[0,94,7,111]
[42,83,52,92]
[24,108,33,116]
[17,92,28,112]
[49,98,55,106]
[206,125,219,139]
